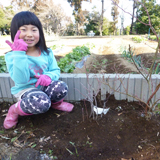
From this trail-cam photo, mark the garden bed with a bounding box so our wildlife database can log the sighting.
[54,35,159,75]
[0,36,160,160]
[1,95,160,160]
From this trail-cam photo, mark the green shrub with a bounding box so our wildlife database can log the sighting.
[132,36,147,43]
[66,46,90,61]
[57,57,75,73]
[57,46,91,73]
[0,56,7,73]
[149,35,157,41]
[126,26,130,35]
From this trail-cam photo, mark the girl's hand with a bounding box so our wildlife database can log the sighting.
[35,75,51,87]
[6,30,28,51]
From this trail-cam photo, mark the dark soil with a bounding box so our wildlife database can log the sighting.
[55,49,160,75]
[81,54,138,74]
[1,95,160,160]
[86,53,159,74]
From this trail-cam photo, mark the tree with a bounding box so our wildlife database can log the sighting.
[8,0,71,35]
[65,23,75,36]
[68,0,106,36]
[32,0,49,13]
[125,25,130,35]
[0,5,14,34]
[100,0,104,36]
[67,0,92,11]
[84,7,101,35]
[11,0,33,11]
[73,9,89,35]
[0,8,5,28]
[67,0,92,35]
[111,0,119,35]
[135,0,160,34]
[102,18,111,35]
[130,0,137,34]
[32,0,72,35]
[84,6,109,36]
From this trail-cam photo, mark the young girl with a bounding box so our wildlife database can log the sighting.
[4,11,74,129]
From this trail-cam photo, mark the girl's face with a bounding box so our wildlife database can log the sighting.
[19,24,40,48]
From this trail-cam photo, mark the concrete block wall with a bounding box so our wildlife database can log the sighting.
[0,73,17,103]
[0,73,160,104]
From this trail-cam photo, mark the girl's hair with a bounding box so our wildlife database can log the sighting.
[10,11,49,54]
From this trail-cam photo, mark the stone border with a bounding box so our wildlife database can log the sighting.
[0,73,160,104]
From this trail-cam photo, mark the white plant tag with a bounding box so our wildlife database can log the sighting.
[94,106,110,115]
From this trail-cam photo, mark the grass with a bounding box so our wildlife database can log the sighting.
[149,35,157,41]
[132,36,147,43]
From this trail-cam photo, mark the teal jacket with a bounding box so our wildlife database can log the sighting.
[5,48,60,95]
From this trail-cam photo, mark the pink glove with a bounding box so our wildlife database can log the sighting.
[6,30,28,51]
[35,75,51,87]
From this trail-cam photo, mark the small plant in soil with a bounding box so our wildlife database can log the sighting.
[50,44,64,50]
[57,45,91,73]
[83,42,95,50]
[120,45,142,68]
[69,141,79,156]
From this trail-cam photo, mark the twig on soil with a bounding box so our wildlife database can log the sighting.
[144,43,157,51]
[0,135,10,140]
[66,148,74,155]
[82,108,84,122]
